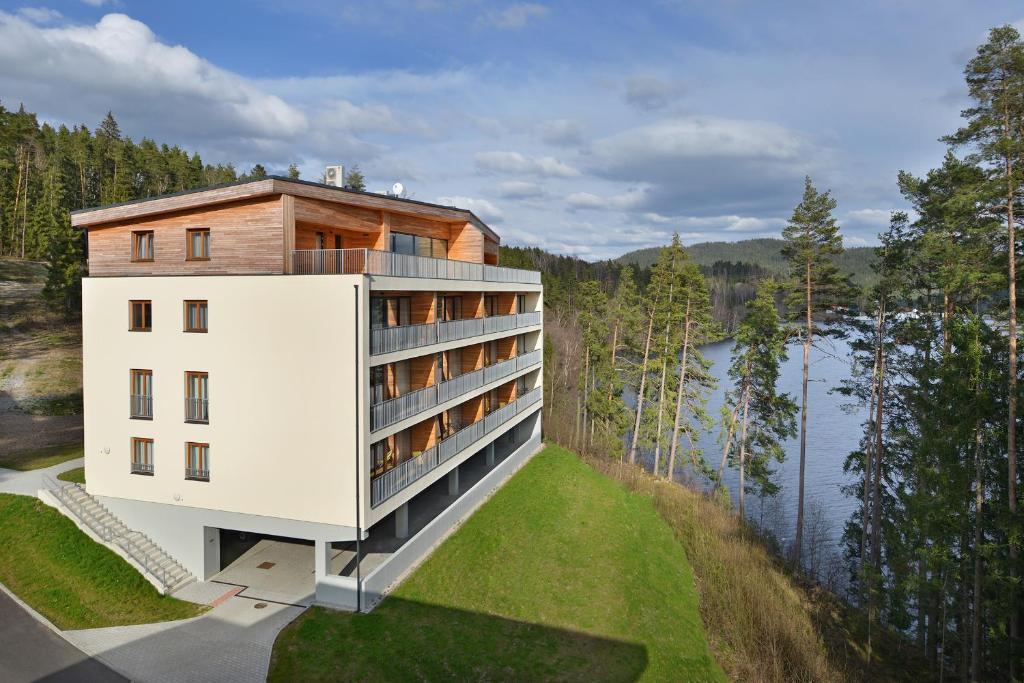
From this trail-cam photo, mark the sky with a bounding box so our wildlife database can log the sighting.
[1,1,1022,259]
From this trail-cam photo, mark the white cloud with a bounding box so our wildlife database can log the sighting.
[624,74,686,110]
[436,195,504,223]
[566,189,647,211]
[540,118,584,146]
[477,3,548,30]
[17,7,62,23]
[498,181,545,199]
[475,150,579,177]
[846,208,892,227]
[82,0,117,6]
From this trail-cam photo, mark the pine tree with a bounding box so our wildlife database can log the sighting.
[782,176,845,570]
[345,165,366,191]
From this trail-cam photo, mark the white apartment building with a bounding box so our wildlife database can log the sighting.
[70,177,543,608]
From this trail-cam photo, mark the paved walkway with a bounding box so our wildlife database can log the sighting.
[65,594,304,683]
[0,585,125,683]
[0,456,83,495]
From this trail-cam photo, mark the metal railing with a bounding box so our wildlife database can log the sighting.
[185,467,209,481]
[130,394,153,419]
[371,310,542,356]
[370,349,542,432]
[185,397,209,423]
[131,461,154,475]
[42,476,176,590]
[370,386,542,507]
[291,248,541,284]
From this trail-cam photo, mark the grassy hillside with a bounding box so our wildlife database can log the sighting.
[618,238,878,288]
[271,445,725,681]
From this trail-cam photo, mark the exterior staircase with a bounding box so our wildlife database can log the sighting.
[43,480,195,594]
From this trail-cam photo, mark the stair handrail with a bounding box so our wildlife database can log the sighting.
[41,476,173,590]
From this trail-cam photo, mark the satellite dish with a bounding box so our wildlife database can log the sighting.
[392,182,404,196]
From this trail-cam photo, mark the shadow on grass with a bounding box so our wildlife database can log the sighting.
[271,597,658,682]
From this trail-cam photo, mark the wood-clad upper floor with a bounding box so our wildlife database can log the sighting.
[74,177,502,277]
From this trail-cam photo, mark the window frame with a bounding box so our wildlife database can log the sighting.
[184,371,209,424]
[185,441,210,481]
[131,230,154,262]
[129,300,152,331]
[186,228,211,261]
[130,369,153,420]
[183,300,208,333]
[130,437,154,475]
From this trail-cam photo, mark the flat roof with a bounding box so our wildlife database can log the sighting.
[70,176,499,242]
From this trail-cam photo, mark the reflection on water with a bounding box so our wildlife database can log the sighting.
[627,335,865,577]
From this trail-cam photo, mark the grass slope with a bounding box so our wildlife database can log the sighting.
[0,442,82,471]
[0,494,203,629]
[57,466,86,484]
[271,445,724,682]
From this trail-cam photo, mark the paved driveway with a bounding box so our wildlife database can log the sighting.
[0,587,125,683]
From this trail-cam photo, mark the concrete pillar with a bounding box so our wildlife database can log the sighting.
[448,466,459,496]
[395,502,409,539]
[314,539,332,581]
[485,442,495,468]
[202,527,220,580]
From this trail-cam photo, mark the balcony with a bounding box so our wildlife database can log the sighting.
[130,394,153,419]
[370,386,542,507]
[185,397,209,424]
[131,461,154,475]
[371,349,542,432]
[185,467,210,481]
[290,248,541,284]
[372,311,541,356]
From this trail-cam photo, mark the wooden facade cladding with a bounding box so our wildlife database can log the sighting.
[461,343,484,374]
[410,354,436,390]
[86,197,285,277]
[497,336,516,361]
[411,292,436,325]
[410,415,438,453]
[461,395,484,426]
[497,379,516,405]
[449,222,483,262]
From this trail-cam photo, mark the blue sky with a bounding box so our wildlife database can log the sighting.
[1,1,1022,258]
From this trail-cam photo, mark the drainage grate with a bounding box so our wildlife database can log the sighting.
[257,561,276,569]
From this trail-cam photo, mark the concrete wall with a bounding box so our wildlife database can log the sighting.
[83,274,368,529]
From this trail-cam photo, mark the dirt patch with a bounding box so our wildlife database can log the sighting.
[0,258,83,456]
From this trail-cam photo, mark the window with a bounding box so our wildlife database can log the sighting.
[185,371,209,423]
[517,294,527,314]
[132,231,154,261]
[186,442,210,481]
[371,440,387,477]
[184,300,208,332]
[389,231,448,260]
[484,295,498,317]
[130,369,153,419]
[370,296,410,329]
[315,231,326,250]
[186,228,210,260]
[437,295,462,321]
[517,334,528,356]
[485,340,498,367]
[484,388,499,414]
[516,376,527,396]
[131,437,154,475]
[129,300,152,331]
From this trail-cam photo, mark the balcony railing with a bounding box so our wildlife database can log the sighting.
[130,394,153,419]
[185,397,209,423]
[371,386,542,507]
[371,311,541,356]
[371,349,542,431]
[131,461,154,475]
[291,248,541,284]
[185,467,210,481]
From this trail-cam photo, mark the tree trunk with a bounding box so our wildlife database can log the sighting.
[653,283,675,477]
[794,258,813,570]
[582,349,590,449]
[668,296,693,483]
[716,402,741,484]
[872,301,886,574]
[738,384,750,521]
[1005,102,1020,673]
[972,419,984,681]
[628,310,656,464]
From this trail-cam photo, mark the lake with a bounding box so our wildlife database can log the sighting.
[630,335,865,581]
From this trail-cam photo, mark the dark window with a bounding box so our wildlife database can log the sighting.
[132,231,154,261]
[186,228,210,260]
[517,294,527,314]
[129,300,152,331]
[370,296,410,329]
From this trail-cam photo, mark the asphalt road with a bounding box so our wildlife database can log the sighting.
[0,588,126,683]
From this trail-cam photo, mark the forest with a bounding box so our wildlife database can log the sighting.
[512,25,1024,682]
[3,22,1024,683]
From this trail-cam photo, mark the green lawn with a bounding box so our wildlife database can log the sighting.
[0,443,83,471]
[57,467,85,484]
[270,444,724,682]
[0,494,203,629]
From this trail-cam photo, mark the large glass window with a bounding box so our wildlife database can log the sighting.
[390,232,415,256]
[370,297,411,329]
[390,231,448,260]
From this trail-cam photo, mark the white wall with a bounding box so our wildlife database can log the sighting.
[83,274,367,529]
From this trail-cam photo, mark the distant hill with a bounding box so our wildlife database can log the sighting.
[617,238,878,287]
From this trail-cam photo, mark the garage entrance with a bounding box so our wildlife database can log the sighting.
[212,532,318,606]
